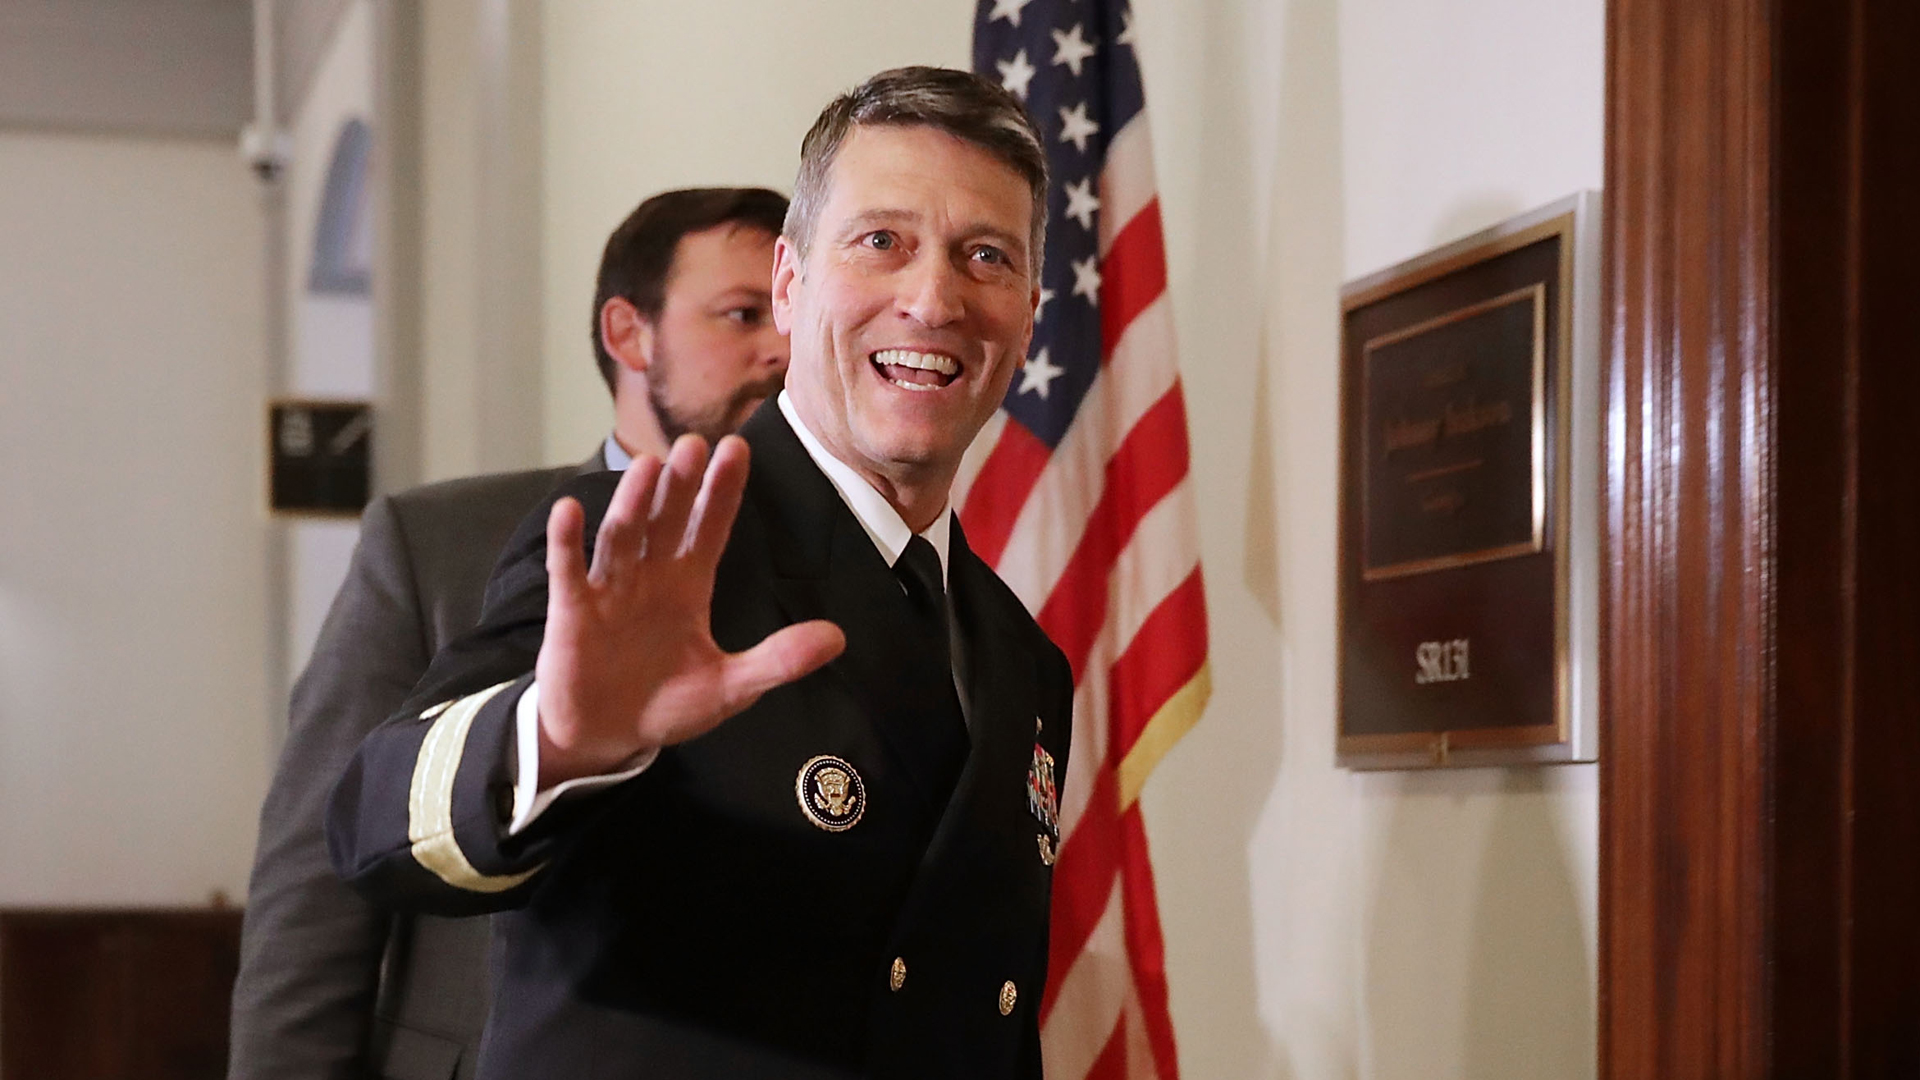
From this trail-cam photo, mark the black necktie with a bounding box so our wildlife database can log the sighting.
[894,534,969,802]
[895,535,952,665]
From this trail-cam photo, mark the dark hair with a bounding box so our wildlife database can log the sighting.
[591,187,790,392]
[785,66,1047,275]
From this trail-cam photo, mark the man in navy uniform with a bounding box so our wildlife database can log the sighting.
[232,188,791,1080]
[328,67,1072,1079]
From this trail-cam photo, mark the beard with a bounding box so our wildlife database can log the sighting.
[646,342,786,444]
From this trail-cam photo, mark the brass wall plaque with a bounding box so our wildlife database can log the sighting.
[1337,194,1600,769]
[1362,284,1545,580]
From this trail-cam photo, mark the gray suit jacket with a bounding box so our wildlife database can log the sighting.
[231,456,599,1080]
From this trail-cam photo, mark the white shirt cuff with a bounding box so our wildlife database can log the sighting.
[508,680,658,835]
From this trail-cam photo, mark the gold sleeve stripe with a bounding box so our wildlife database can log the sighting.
[406,680,543,893]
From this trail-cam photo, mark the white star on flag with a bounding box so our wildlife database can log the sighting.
[996,49,1037,100]
[987,0,1035,28]
[1034,286,1056,322]
[1062,176,1101,230]
[1071,255,1102,302]
[1018,347,1064,399]
[1051,23,1097,77]
[1057,101,1101,153]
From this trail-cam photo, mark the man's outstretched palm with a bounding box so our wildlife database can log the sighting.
[532,435,845,786]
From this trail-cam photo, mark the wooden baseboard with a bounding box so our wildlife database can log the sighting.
[0,908,242,1080]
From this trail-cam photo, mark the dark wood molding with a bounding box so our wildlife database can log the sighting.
[0,908,242,1080]
[1599,0,1775,1074]
[1829,3,1920,1070]
[1600,0,1920,1075]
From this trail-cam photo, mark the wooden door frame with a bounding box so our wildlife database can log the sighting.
[1599,0,1920,1075]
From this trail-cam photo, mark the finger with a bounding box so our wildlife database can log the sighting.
[717,619,846,715]
[592,455,662,584]
[685,435,752,569]
[644,434,710,561]
[546,497,587,605]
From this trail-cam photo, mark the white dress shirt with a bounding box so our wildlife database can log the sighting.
[600,434,633,472]
[507,394,949,833]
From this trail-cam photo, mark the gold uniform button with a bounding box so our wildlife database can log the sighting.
[890,957,907,992]
[998,980,1018,1015]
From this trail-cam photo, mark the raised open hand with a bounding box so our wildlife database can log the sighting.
[531,434,845,786]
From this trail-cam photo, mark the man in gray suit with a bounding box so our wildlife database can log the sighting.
[229,187,791,1080]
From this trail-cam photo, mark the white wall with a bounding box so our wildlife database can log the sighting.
[1338,0,1605,279]
[1132,0,1604,1076]
[0,129,270,905]
[419,0,484,478]
[538,1,1604,1075]
[418,0,546,482]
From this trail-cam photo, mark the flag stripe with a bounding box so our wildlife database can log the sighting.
[1121,808,1181,1080]
[958,416,1055,567]
[1041,875,1128,1074]
[1118,664,1209,812]
[1097,117,1157,256]
[1042,765,1121,1018]
[1058,639,1113,841]
[1072,488,1206,829]
[1107,481,1202,649]
[993,298,1181,611]
[1107,569,1208,742]
[1038,385,1194,680]
[1086,1015,1132,1080]
[1098,200,1168,354]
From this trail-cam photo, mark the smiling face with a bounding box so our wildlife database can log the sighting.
[773,124,1038,525]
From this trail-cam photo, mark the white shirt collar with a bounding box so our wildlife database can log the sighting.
[602,434,632,471]
[777,390,949,586]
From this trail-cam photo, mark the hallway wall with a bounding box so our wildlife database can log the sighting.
[0,128,270,904]
[1146,0,1603,1075]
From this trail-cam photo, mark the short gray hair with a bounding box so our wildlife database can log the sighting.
[784,66,1048,278]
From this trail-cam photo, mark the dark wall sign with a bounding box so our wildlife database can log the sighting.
[268,399,372,516]
[1337,195,1600,769]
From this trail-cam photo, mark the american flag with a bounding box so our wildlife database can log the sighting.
[961,4,1211,1078]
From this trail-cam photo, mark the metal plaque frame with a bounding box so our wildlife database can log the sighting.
[1336,192,1601,769]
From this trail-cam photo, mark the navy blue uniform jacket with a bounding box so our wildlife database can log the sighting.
[327,402,1073,1079]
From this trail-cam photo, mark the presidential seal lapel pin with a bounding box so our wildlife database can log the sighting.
[797,755,866,832]
[1027,740,1060,864]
